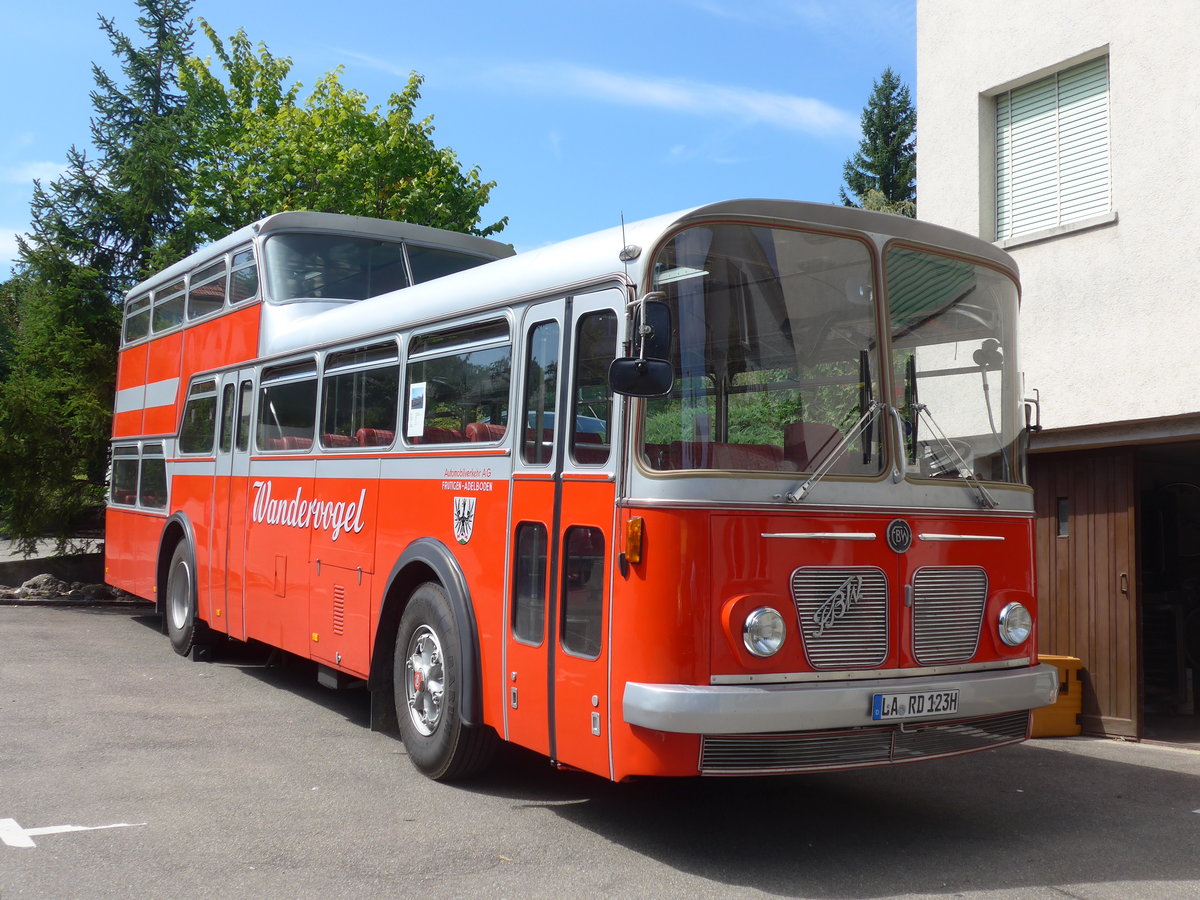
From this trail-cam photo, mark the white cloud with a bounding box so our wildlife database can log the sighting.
[1,160,64,185]
[487,63,858,138]
[687,0,914,38]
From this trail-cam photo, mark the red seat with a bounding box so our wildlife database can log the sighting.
[355,428,395,447]
[321,433,357,448]
[465,423,506,442]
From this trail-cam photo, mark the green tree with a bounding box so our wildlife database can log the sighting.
[0,0,194,551]
[839,68,916,215]
[179,21,506,246]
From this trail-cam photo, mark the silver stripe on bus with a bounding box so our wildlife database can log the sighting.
[113,385,146,414]
[762,532,876,541]
[145,377,180,409]
[918,533,1005,542]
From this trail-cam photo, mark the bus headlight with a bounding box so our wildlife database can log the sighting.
[743,607,786,657]
[998,601,1033,647]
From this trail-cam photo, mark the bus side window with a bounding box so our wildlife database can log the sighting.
[229,248,258,304]
[188,259,227,321]
[236,380,253,452]
[570,311,616,465]
[512,522,548,644]
[219,383,236,454]
[179,378,219,455]
[123,293,150,344]
[522,321,560,465]
[152,279,185,333]
[321,343,399,449]
[138,443,167,509]
[405,320,510,445]
[257,361,317,451]
[110,446,140,506]
[562,526,604,659]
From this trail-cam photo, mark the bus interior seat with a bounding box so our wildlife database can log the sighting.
[466,423,507,442]
[355,428,395,447]
[784,422,845,473]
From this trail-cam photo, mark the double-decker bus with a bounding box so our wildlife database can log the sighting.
[106,200,1058,781]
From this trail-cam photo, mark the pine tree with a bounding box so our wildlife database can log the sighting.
[839,68,916,215]
[0,0,194,551]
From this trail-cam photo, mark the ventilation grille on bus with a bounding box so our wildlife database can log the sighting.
[698,712,1030,775]
[792,567,889,669]
[911,567,988,665]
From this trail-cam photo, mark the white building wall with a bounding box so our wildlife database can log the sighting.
[916,0,1200,431]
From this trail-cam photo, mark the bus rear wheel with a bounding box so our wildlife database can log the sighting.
[165,542,202,657]
[393,582,496,780]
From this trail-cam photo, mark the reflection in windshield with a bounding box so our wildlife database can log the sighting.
[887,247,1021,485]
[642,225,883,476]
[637,225,1024,488]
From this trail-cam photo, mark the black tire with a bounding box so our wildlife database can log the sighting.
[393,582,496,780]
[165,542,202,657]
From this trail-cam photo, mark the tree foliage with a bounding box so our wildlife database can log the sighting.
[0,2,506,550]
[839,68,916,215]
[0,0,194,552]
[179,21,506,245]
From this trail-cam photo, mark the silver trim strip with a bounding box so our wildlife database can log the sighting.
[919,533,1005,542]
[763,532,876,541]
[624,663,1059,735]
[145,377,180,409]
[113,385,146,415]
[709,657,1030,685]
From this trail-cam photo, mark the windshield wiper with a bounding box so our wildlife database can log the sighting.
[779,401,884,503]
[912,403,998,509]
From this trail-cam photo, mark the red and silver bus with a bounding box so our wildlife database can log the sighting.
[106,200,1058,781]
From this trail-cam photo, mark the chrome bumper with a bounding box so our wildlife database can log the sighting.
[623,663,1060,735]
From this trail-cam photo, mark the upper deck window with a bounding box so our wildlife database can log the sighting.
[187,260,227,321]
[152,279,186,333]
[124,293,151,343]
[408,244,496,283]
[264,233,410,302]
[229,248,258,303]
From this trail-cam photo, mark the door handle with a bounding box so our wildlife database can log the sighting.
[1120,572,1129,595]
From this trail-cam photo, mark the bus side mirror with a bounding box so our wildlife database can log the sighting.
[609,358,674,397]
[636,300,672,360]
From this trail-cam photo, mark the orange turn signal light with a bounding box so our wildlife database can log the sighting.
[624,516,645,565]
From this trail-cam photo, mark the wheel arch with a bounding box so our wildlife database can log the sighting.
[156,513,196,620]
[370,538,484,732]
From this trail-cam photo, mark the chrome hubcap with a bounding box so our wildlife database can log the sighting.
[167,558,192,632]
[405,625,444,736]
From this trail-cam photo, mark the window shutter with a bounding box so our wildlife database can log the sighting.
[995,56,1110,241]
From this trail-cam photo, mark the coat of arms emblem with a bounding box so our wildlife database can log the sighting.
[453,496,476,544]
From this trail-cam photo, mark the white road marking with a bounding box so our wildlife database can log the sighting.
[1,818,145,849]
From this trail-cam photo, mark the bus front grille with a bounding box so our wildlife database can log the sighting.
[911,567,988,664]
[792,567,889,669]
[698,712,1030,775]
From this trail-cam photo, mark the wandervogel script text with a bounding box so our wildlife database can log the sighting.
[251,480,367,541]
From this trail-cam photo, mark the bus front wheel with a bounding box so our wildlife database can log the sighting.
[393,582,495,779]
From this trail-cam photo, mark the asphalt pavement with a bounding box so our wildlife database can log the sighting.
[4,603,1200,899]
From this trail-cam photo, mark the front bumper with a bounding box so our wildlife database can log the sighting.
[624,663,1060,734]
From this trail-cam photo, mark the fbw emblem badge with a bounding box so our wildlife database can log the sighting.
[887,518,912,554]
[453,496,476,545]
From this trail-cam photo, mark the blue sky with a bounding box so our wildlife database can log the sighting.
[0,0,915,277]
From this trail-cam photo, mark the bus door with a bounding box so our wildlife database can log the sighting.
[507,290,621,777]
[210,370,254,640]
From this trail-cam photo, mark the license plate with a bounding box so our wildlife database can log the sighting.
[872,689,960,721]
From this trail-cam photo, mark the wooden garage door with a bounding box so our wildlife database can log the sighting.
[1032,448,1139,738]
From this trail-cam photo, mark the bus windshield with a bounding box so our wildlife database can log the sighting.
[263,232,493,303]
[640,224,1023,485]
[642,224,884,476]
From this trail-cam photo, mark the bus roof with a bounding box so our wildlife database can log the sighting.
[123,211,515,300]
[261,199,1017,358]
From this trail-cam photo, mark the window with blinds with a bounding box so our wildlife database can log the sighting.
[995,56,1110,241]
